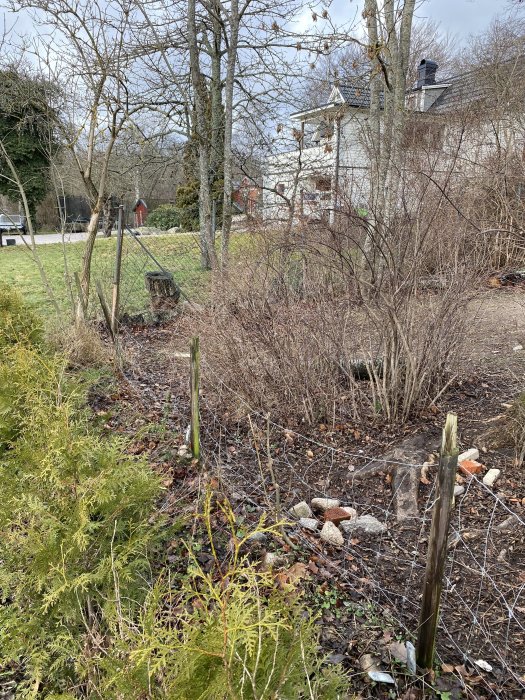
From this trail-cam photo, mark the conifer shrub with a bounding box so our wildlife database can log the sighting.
[175,180,200,231]
[99,494,350,700]
[0,289,349,698]
[147,204,181,231]
[0,283,42,348]
[0,343,163,697]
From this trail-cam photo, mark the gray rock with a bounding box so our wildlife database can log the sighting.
[298,517,319,532]
[311,497,341,512]
[290,501,313,519]
[246,531,267,544]
[320,520,344,546]
[393,465,421,522]
[262,552,286,568]
[454,485,465,497]
[341,515,387,535]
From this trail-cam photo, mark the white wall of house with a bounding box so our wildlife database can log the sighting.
[263,107,373,221]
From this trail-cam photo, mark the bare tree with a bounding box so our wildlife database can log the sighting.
[10,0,148,312]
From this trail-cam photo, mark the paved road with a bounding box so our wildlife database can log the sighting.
[1,231,90,246]
[1,230,197,246]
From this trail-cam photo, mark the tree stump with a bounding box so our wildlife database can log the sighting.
[145,271,181,319]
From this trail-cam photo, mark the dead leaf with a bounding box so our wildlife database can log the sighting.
[275,562,309,588]
[420,463,431,485]
[308,560,319,574]
[442,663,455,673]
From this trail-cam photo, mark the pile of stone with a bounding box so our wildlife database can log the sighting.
[290,498,386,547]
[456,448,501,492]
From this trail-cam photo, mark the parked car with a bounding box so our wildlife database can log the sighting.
[0,214,26,234]
[0,214,26,246]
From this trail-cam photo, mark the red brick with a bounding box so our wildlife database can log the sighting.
[459,459,483,476]
[324,507,354,526]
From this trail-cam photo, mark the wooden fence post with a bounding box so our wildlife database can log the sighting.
[95,279,115,343]
[111,205,124,334]
[416,412,459,671]
[190,336,200,462]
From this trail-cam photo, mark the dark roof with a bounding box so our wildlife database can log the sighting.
[337,83,384,108]
[427,55,525,114]
[132,198,147,210]
[426,74,483,114]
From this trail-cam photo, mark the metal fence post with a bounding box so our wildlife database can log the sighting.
[111,205,124,334]
[190,336,201,462]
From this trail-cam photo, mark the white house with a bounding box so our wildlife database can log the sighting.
[263,58,524,222]
[263,81,374,222]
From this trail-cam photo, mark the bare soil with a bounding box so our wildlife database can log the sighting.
[92,287,525,700]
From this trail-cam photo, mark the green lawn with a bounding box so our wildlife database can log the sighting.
[0,233,211,318]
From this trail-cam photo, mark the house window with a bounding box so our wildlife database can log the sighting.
[315,177,331,192]
[275,183,285,195]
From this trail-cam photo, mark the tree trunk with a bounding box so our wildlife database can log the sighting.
[221,0,239,268]
[145,270,181,319]
[102,197,117,238]
[79,200,103,313]
[188,0,218,270]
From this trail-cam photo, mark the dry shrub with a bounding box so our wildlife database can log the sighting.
[205,196,481,425]
[48,320,111,368]
[487,394,525,465]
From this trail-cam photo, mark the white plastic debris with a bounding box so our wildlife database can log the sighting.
[368,671,395,684]
[406,641,417,675]
[474,659,493,673]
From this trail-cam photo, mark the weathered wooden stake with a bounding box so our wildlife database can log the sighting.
[111,205,124,334]
[189,336,200,462]
[416,412,459,671]
[95,279,115,342]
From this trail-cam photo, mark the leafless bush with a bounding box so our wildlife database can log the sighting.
[204,189,481,425]
[486,394,525,466]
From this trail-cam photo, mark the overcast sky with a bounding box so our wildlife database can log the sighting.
[2,0,516,49]
[339,0,512,39]
[419,0,509,38]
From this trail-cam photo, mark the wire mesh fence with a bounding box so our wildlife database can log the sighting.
[187,352,525,697]
[94,229,206,319]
